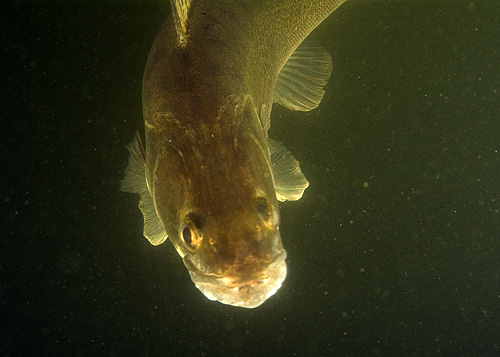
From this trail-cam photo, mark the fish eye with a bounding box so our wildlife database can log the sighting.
[180,224,201,249]
[182,226,193,245]
[180,212,204,250]
[256,197,272,223]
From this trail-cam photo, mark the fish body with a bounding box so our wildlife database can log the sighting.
[121,0,346,308]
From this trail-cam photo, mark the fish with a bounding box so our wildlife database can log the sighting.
[120,0,346,308]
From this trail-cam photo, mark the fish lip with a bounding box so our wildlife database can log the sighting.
[183,249,287,308]
[183,249,286,283]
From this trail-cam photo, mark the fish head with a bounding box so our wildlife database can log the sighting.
[147,95,286,308]
[180,190,286,309]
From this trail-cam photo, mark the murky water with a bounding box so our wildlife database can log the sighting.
[2,1,499,355]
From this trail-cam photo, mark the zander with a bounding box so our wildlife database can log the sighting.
[121,0,346,308]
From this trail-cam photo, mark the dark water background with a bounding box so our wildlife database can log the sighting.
[2,0,499,355]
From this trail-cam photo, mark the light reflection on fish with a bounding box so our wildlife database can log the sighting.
[121,0,346,308]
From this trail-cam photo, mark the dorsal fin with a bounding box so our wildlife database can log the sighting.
[170,0,192,45]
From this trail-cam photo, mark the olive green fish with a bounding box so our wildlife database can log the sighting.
[121,0,346,308]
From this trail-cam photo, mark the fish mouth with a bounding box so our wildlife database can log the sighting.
[183,250,287,308]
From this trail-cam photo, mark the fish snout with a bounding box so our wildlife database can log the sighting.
[184,249,287,308]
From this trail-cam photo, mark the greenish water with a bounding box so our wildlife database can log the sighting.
[2,1,499,355]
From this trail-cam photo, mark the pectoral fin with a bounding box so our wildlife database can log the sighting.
[274,40,333,111]
[120,132,168,246]
[268,138,309,202]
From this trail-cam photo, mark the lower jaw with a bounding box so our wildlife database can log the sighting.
[189,259,287,308]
